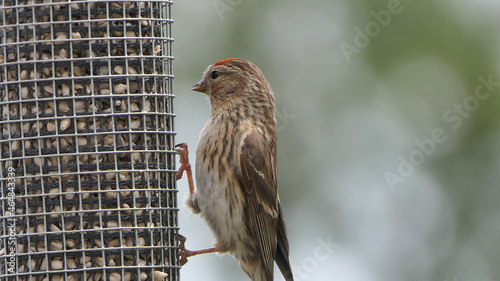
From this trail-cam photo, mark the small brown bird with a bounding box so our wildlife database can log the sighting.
[176,58,294,281]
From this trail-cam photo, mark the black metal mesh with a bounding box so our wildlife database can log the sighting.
[0,0,178,280]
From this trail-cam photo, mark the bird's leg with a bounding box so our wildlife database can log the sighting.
[177,234,219,266]
[175,143,195,195]
[176,145,215,264]
[176,144,212,265]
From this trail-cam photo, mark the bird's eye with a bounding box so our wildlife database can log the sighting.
[210,70,219,79]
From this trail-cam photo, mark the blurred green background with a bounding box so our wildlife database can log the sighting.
[173,0,500,280]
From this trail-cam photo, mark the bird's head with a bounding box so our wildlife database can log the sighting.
[191,58,275,115]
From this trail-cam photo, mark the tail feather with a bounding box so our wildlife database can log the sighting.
[275,203,294,281]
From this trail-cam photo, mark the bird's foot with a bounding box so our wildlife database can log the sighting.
[177,234,190,266]
[175,143,190,180]
[175,143,196,194]
[177,234,218,266]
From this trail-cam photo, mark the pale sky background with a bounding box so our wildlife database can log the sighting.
[173,1,500,281]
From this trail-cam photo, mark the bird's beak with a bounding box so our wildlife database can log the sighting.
[191,80,205,93]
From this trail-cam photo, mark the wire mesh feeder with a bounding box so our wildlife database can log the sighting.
[0,0,178,280]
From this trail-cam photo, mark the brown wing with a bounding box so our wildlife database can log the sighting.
[240,130,278,280]
[240,130,294,280]
[276,203,294,281]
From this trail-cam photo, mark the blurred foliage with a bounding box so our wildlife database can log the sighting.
[174,0,500,280]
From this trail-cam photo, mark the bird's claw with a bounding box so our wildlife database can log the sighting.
[178,250,189,266]
[177,234,190,266]
[175,143,190,181]
[175,142,188,153]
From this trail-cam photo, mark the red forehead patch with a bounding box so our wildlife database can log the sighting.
[214,58,237,66]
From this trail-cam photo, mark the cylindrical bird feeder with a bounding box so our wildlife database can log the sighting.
[0,0,178,280]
